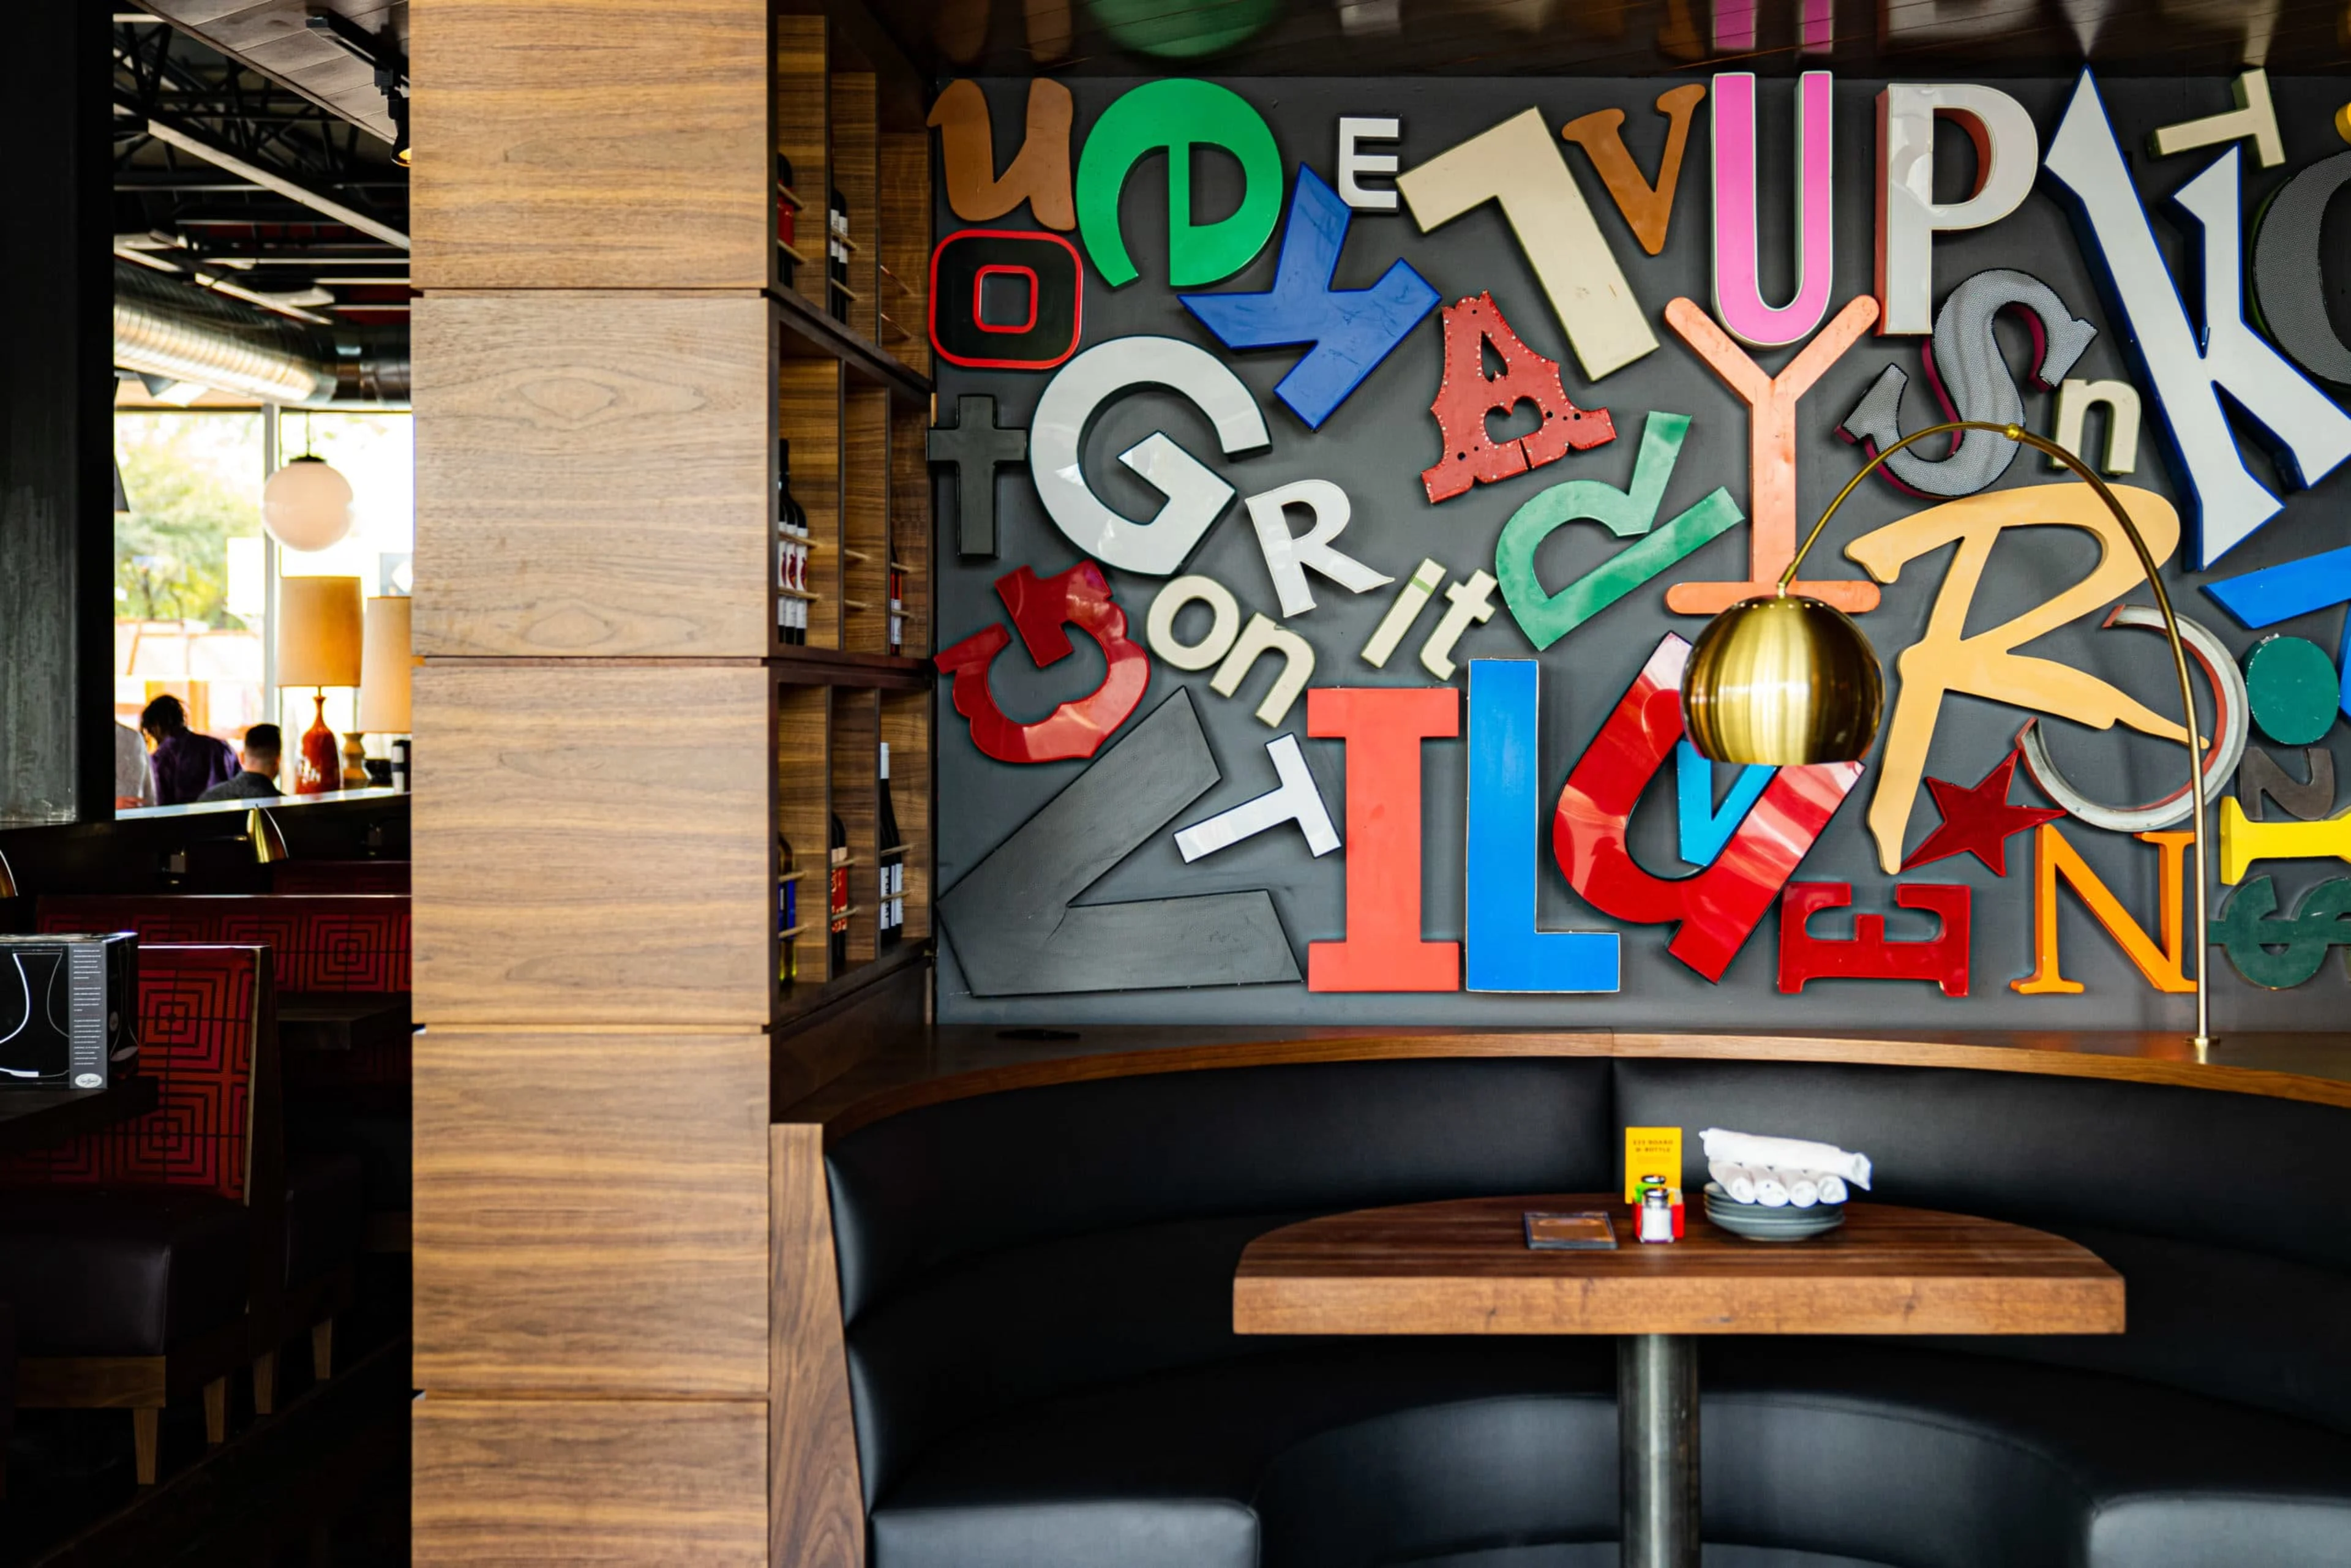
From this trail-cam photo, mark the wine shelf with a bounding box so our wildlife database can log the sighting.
[768,0,934,1048]
[770,0,931,398]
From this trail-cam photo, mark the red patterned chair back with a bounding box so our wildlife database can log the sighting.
[270,861,410,896]
[37,895,410,994]
[0,945,274,1204]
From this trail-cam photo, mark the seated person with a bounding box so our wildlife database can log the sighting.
[197,724,284,801]
[113,720,155,809]
[140,695,238,806]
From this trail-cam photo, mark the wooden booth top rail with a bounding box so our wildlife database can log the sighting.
[779,1026,2351,1139]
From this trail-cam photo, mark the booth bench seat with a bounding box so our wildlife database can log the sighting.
[867,1287,2351,1568]
[826,1055,2351,1568]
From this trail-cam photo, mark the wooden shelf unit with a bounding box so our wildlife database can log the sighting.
[773,678,931,1005]
[770,0,936,1030]
[770,1,930,393]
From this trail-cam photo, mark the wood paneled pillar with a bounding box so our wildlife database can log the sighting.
[410,1,776,1559]
[0,0,118,825]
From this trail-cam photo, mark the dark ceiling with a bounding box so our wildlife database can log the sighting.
[100,0,2349,356]
[869,0,2351,78]
[111,4,408,340]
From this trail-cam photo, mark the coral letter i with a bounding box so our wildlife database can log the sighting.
[1308,687,1460,992]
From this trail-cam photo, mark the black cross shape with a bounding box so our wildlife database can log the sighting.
[926,394,1029,559]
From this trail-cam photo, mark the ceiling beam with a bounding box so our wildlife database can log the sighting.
[141,115,408,249]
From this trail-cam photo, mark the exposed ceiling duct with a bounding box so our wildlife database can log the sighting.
[113,261,408,407]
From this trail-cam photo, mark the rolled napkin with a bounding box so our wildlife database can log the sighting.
[1780,1169,1820,1209]
[1751,1170,1790,1207]
[1817,1174,1849,1206]
[1708,1160,1758,1204]
[1699,1128,1872,1190]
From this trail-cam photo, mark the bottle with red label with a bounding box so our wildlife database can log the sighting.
[774,154,799,288]
[827,811,850,973]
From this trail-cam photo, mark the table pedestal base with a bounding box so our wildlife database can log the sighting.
[1619,1333,1698,1568]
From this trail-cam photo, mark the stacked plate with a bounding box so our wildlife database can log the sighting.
[1703,1181,1845,1242]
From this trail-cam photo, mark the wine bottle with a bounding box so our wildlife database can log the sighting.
[778,439,806,645]
[885,506,905,658]
[778,446,797,647]
[828,186,850,323]
[774,152,798,288]
[776,830,797,985]
[828,811,850,972]
[877,742,905,947]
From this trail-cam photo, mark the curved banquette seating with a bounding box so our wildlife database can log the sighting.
[822,1054,2351,1568]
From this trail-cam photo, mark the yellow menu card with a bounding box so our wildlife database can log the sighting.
[1623,1127,1682,1202]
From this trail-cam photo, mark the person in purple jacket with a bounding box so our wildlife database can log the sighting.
[139,694,238,806]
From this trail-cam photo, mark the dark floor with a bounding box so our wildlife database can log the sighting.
[4,1257,410,1568]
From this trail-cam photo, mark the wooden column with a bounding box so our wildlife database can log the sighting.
[0,0,116,825]
[410,1,776,1559]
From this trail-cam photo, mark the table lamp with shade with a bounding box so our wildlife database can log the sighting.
[276,574,364,795]
[1678,419,2213,1056]
[356,595,413,790]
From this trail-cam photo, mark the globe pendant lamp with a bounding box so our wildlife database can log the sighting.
[1678,419,2214,1055]
[262,454,354,553]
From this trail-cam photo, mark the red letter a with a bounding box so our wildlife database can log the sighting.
[1422,291,1614,504]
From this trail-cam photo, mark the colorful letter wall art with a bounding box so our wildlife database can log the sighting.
[1180,168,1439,430]
[1839,270,2098,498]
[936,563,1151,763]
[936,691,1300,995]
[1561,84,1706,257]
[1777,883,1971,997]
[1393,105,1655,380]
[1465,661,1619,992]
[918,73,2351,1022]
[1662,294,1880,613]
[1710,72,1836,347]
[1419,293,1614,503]
[1552,637,1862,983]
[1842,483,2189,875]
[1308,686,1460,993]
[2042,70,2351,565]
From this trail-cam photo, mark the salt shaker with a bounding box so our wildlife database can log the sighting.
[1638,1185,1676,1244]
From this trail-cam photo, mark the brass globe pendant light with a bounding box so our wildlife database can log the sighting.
[1679,420,2214,1053]
[1682,593,1882,766]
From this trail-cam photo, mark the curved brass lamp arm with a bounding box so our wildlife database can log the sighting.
[1788,420,2210,1052]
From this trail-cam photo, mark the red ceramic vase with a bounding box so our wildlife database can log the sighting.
[296,690,338,795]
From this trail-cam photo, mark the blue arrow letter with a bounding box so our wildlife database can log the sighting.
[1180,168,1439,430]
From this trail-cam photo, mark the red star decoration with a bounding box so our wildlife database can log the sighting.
[1900,750,2065,876]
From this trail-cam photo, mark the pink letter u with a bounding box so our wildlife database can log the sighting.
[1711,71,1835,348]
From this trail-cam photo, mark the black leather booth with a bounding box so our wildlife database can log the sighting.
[825,1056,2351,1568]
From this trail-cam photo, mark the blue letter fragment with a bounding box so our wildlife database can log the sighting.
[2205,544,2351,723]
[1464,659,1620,992]
[1180,168,1439,430]
[1674,739,1774,868]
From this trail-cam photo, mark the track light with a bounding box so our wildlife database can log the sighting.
[304,12,410,168]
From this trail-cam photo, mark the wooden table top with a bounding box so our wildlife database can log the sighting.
[0,1076,159,1158]
[1234,1195,2125,1338]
